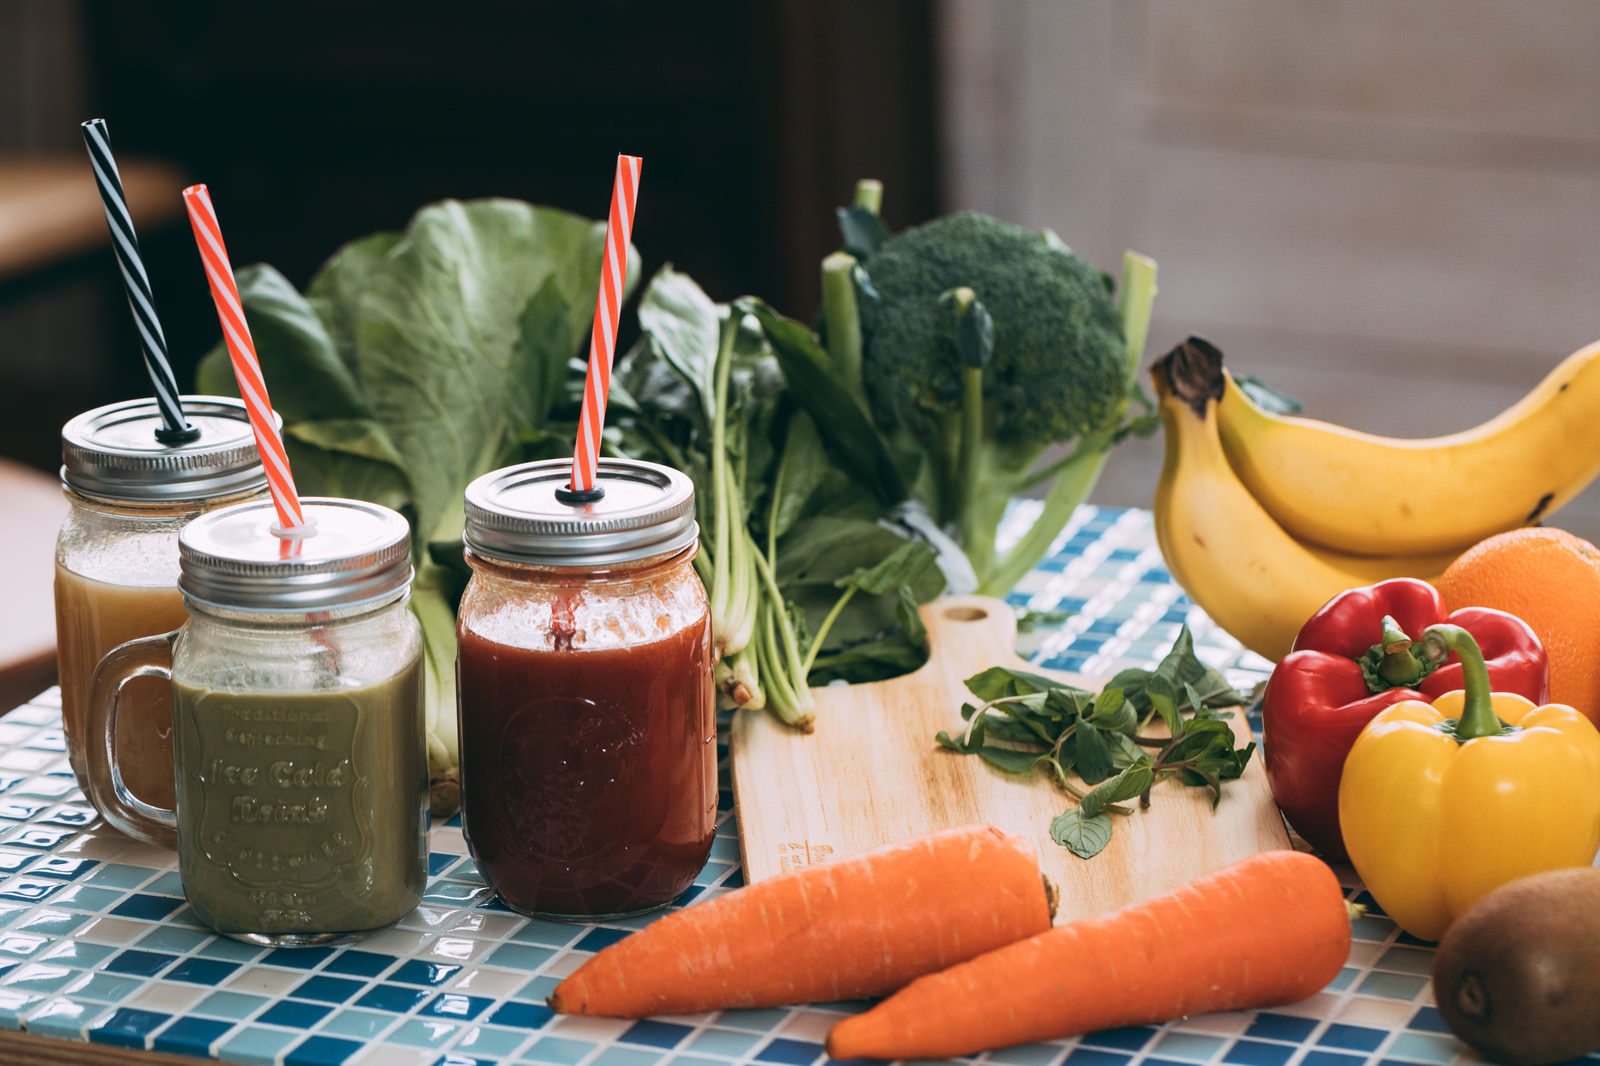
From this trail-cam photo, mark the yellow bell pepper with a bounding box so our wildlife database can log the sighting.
[1338,622,1600,942]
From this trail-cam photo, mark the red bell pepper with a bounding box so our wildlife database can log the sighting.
[1262,577,1548,860]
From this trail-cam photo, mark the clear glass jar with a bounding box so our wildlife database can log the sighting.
[457,458,715,920]
[55,396,268,811]
[84,498,427,947]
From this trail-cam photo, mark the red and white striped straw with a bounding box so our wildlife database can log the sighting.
[570,154,642,495]
[181,184,309,534]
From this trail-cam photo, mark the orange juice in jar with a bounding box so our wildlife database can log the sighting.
[54,396,267,811]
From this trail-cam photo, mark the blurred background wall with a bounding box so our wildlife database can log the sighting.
[4,0,1599,537]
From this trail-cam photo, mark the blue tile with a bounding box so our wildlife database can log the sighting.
[456,1026,532,1058]
[356,983,430,1013]
[144,871,185,896]
[285,1033,366,1065]
[0,851,33,873]
[389,1017,459,1047]
[573,927,630,952]
[1246,1013,1318,1043]
[37,804,97,827]
[390,959,462,986]
[516,975,561,1003]
[136,926,215,955]
[1408,1006,1451,1034]
[427,852,458,876]
[263,945,336,969]
[1081,1027,1159,1052]
[754,1037,825,1065]
[0,800,47,820]
[434,1055,495,1066]
[623,1019,692,1048]
[323,950,395,978]
[109,893,183,921]
[193,990,270,1021]
[512,920,582,948]
[291,975,367,1004]
[26,996,94,1040]
[489,1000,553,1029]
[153,1015,234,1056]
[1223,1039,1296,1066]
[219,1026,300,1066]
[422,992,493,1020]
[50,884,121,911]
[38,940,112,967]
[524,1037,596,1065]
[87,1006,171,1048]
[319,1008,393,1040]
[488,943,554,970]
[1066,1051,1129,1066]
[104,949,177,978]
[1319,1024,1387,1052]
[259,999,335,1028]
[4,826,75,850]
[71,971,145,1002]
[0,877,58,902]
[30,856,96,880]
[86,863,153,889]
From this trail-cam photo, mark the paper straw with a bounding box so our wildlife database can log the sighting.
[568,154,642,497]
[80,118,197,444]
[181,183,309,534]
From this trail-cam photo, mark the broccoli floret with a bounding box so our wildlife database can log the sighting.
[860,212,1128,446]
[838,207,1157,595]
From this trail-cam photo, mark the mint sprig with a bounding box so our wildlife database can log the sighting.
[935,625,1256,858]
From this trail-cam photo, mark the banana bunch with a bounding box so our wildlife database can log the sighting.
[1151,336,1600,662]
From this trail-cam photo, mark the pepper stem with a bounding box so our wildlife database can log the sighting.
[1360,615,1433,691]
[1422,624,1503,740]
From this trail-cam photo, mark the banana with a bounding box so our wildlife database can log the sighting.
[1217,336,1600,555]
[1152,339,1458,662]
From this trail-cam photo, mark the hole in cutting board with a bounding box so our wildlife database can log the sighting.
[942,605,988,622]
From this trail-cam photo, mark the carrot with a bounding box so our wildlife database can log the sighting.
[548,823,1053,1018]
[826,849,1351,1061]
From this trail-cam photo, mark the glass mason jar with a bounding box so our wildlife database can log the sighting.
[55,396,268,812]
[84,498,427,947]
[457,458,716,920]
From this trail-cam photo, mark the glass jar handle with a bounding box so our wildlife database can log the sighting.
[84,631,179,849]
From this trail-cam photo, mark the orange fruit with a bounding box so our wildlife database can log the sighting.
[1436,526,1600,726]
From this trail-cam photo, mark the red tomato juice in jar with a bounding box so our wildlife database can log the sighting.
[456,458,716,919]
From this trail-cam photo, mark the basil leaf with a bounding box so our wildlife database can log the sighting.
[975,746,1046,775]
[1081,760,1155,818]
[965,666,1066,702]
[1074,720,1114,785]
[1051,808,1113,859]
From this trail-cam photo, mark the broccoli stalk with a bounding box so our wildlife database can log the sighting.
[821,252,866,407]
[982,252,1158,595]
[844,204,1159,597]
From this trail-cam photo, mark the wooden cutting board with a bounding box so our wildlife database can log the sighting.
[729,595,1290,925]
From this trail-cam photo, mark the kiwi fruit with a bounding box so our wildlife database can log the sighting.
[1431,866,1600,1065]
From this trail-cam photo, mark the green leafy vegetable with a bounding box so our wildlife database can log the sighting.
[614,267,946,728]
[936,627,1257,858]
[767,181,1160,598]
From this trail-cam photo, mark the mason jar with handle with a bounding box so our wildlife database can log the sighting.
[54,396,269,812]
[84,497,427,946]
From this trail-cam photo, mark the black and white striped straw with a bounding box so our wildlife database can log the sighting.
[80,118,198,444]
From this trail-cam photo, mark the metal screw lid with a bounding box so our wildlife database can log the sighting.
[463,458,698,567]
[60,396,272,503]
[179,497,413,612]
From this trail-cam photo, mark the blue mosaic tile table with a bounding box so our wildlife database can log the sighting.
[0,504,1577,1066]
